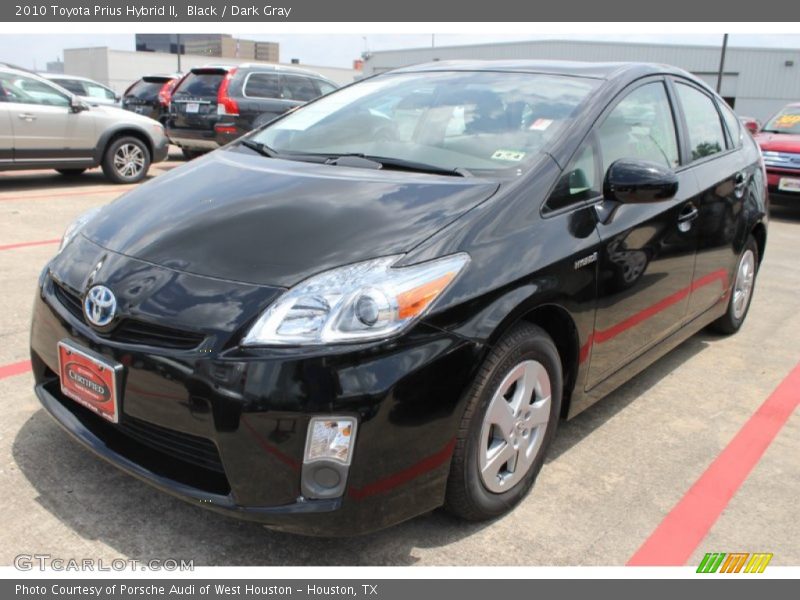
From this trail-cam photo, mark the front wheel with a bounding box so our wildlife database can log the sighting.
[445,322,562,521]
[101,137,150,184]
[710,235,759,335]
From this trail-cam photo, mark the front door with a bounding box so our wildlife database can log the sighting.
[0,72,95,163]
[586,79,699,387]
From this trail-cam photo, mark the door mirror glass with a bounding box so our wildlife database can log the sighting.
[603,159,678,204]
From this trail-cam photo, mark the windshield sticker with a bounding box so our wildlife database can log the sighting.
[529,118,554,131]
[774,114,800,129]
[492,150,527,162]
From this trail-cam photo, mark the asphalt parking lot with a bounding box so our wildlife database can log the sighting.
[0,153,798,567]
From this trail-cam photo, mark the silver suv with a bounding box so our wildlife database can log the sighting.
[0,65,169,183]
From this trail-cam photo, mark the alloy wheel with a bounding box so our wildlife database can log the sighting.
[478,360,551,493]
[113,143,145,179]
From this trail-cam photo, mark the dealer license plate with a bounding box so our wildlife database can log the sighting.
[57,340,122,423]
[778,177,800,192]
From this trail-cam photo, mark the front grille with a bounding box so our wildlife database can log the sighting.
[42,375,230,495]
[118,415,225,474]
[52,281,206,351]
[762,150,800,169]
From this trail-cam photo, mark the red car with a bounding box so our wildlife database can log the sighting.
[755,103,800,199]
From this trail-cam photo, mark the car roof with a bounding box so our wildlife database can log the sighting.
[391,59,691,81]
[190,62,334,81]
[40,73,100,83]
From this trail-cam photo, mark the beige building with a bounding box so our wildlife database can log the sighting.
[135,34,279,63]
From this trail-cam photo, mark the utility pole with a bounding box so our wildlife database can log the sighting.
[176,33,182,72]
[716,33,728,94]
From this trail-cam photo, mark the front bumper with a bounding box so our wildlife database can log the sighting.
[151,132,170,163]
[766,167,800,199]
[30,256,483,535]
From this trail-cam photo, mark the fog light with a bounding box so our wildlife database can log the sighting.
[304,417,357,464]
[301,417,357,500]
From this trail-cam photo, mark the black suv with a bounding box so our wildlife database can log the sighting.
[165,64,338,159]
[121,74,180,125]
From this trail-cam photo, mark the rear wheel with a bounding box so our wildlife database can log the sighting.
[711,235,759,335]
[55,168,86,177]
[445,323,562,521]
[102,136,150,184]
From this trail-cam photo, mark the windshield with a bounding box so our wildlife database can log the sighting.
[762,106,800,134]
[250,71,599,174]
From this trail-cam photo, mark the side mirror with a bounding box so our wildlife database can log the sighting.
[745,121,760,135]
[70,97,89,113]
[603,159,678,204]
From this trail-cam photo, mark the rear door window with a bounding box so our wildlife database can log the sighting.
[317,80,337,95]
[675,82,727,161]
[84,82,116,101]
[282,75,319,102]
[243,72,281,99]
[52,78,86,95]
[174,72,225,98]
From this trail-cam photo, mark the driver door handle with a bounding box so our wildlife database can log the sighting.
[18,113,36,121]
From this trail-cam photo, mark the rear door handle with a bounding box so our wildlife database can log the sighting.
[734,171,747,196]
[677,203,699,231]
[18,113,36,121]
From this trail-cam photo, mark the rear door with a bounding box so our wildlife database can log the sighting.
[0,72,95,162]
[170,68,226,131]
[671,80,749,319]
[586,78,700,387]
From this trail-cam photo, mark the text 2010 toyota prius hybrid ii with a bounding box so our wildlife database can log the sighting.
[30,61,767,535]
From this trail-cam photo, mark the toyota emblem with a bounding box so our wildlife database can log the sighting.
[84,285,117,327]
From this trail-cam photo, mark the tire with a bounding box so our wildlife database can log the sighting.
[181,148,203,161]
[55,168,86,177]
[101,136,150,184]
[445,322,562,521]
[710,235,759,335]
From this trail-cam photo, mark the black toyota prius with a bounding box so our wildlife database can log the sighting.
[30,61,767,535]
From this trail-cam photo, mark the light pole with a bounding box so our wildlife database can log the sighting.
[716,33,728,95]
[176,33,182,72]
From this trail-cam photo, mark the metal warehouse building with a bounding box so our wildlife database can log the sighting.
[362,39,800,121]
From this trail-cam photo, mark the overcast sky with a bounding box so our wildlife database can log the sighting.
[2,33,800,70]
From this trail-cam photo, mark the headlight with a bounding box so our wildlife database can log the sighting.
[59,206,102,253]
[242,253,469,346]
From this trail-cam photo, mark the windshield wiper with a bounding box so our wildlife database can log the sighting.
[241,139,279,158]
[324,153,470,177]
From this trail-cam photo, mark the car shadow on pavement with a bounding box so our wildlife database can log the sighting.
[770,203,800,224]
[12,332,712,566]
[546,333,710,463]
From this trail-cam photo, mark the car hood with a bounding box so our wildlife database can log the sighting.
[754,132,800,153]
[92,104,156,124]
[81,148,500,287]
